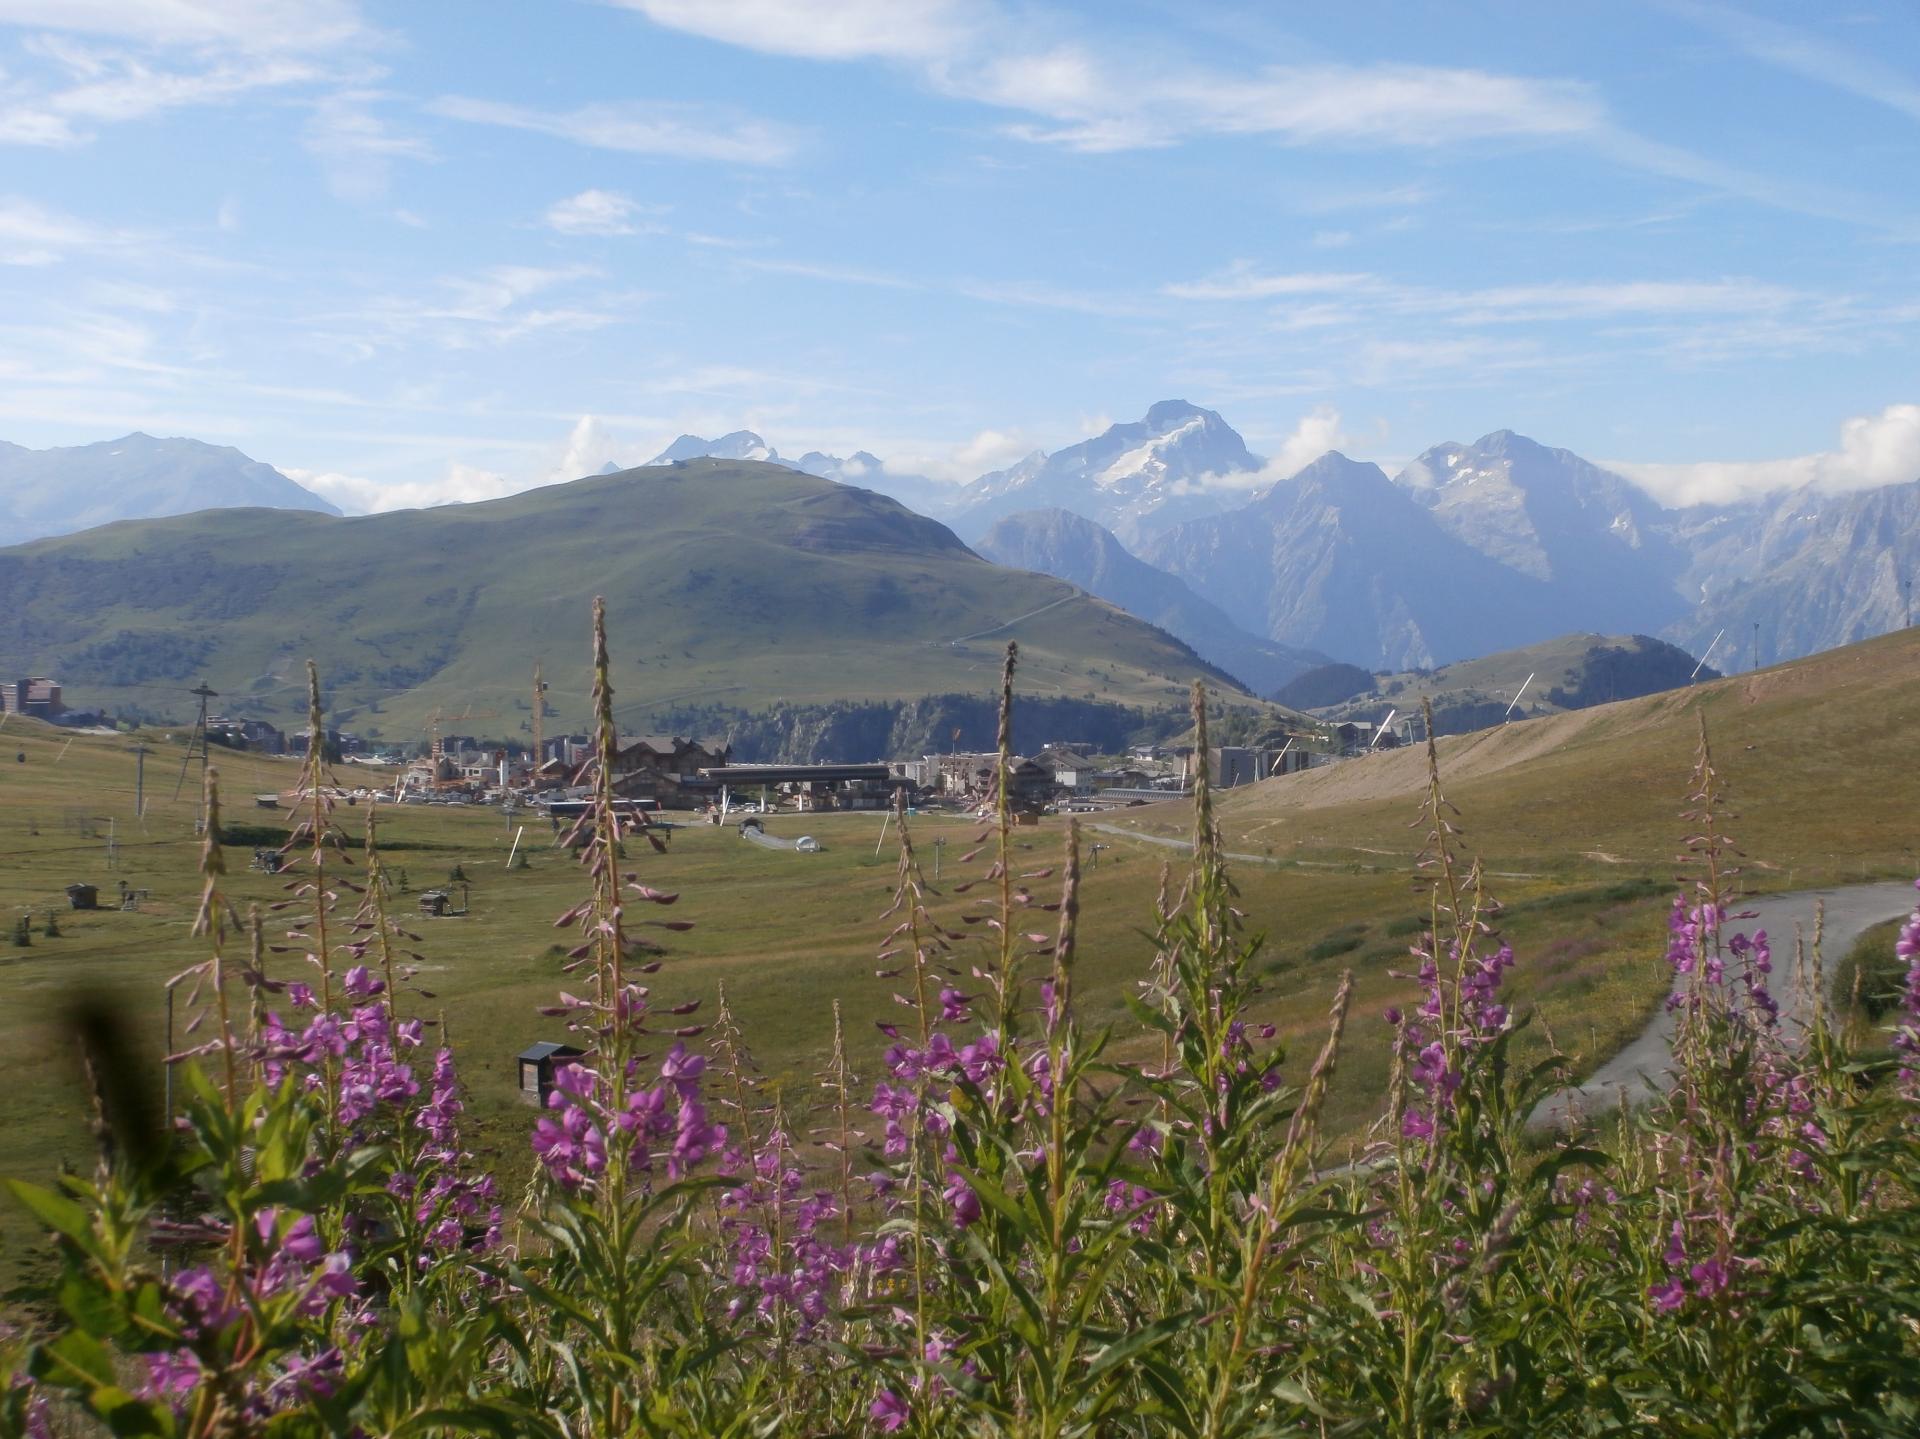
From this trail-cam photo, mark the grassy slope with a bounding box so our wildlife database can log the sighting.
[0,462,1242,741]
[1101,626,1920,886]
[1317,631,1696,721]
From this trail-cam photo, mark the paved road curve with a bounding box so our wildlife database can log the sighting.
[1530,879,1917,1128]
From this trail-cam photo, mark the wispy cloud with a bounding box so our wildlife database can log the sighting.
[0,194,141,265]
[428,96,802,166]
[0,0,368,52]
[0,35,327,146]
[608,0,971,62]
[1671,1,1920,124]
[613,1,1898,229]
[543,189,663,236]
[1164,265,1373,301]
[304,91,433,202]
[737,256,920,289]
[954,277,1151,317]
[339,264,644,350]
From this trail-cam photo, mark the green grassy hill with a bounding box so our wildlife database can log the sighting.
[0,460,1245,744]
[1278,632,1713,735]
[1106,626,1920,886]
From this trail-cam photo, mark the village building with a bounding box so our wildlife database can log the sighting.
[0,676,63,720]
[1030,744,1092,790]
[609,734,731,809]
[207,716,287,754]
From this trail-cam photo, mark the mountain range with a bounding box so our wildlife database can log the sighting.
[0,433,338,543]
[635,406,1919,675]
[0,460,1242,741]
[8,404,1915,683]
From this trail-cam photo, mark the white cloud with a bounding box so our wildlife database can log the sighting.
[617,3,1607,156]
[303,92,432,203]
[896,427,1040,485]
[1199,405,1351,492]
[544,189,659,236]
[287,460,522,514]
[0,34,326,146]
[0,0,366,52]
[429,96,801,166]
[1609,403,1920,506]
[550,414,626,479]
[610,0,970,62]
[1263,404,1351,478]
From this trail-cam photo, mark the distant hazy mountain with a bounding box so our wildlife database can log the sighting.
[1142,452,1562,670]
[792,449,957,517]
[0,433,339,542]
[645,430,779,465]
[1668,481,1920,667]
[975,507,1327,695]
[1395,431,1680,621]
[1125,426,1917,671]
[952,400,1258,545]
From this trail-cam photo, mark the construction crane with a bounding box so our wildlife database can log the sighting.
[421,703,501,764]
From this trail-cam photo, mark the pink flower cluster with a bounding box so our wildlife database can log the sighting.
[530,1043,728,1192]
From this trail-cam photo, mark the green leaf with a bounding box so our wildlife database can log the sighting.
[5,1178,93,1244]
[38,1329,117,1389]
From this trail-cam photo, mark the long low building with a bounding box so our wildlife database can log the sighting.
[701,763,909,813]
[701,763,895,785]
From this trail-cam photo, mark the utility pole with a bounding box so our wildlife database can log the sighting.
[531,661,547,783]
[173,680,218,803]
[1752,620,1760,674]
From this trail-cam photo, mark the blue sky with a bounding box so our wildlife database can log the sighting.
[2,0,1919,512]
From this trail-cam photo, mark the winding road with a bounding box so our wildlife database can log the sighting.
[1087,825,1914,1127]
[1530,879,1917,1127]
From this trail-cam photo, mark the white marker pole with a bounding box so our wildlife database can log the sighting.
[505,825,525,870]
[873,807,892,858]
[1690,630,1724,682]
[55,737,75,764]
[1502,673,1535,723]
[1370,709,1397,749]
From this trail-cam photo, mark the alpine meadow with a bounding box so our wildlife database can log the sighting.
[2,3,1920,1436]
